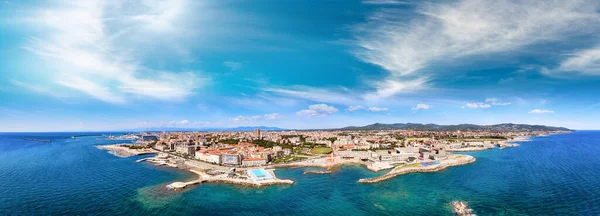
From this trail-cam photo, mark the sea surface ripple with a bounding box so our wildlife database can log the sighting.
[1,131,599,215]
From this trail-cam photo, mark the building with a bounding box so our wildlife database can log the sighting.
[254,128,261,138]
[195,150,221,164]
[282,148,292,155]
[221,153,241,165]
[242,157,268,167]
[175,145,195,156]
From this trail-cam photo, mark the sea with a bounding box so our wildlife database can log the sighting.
[1,131,599,215]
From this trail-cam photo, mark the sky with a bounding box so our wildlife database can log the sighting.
[1,0,600,132]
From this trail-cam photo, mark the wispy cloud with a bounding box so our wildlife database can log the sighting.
[263,113,283,120]
[411,103,431,110]
[542,45,600,76]
[230,113,283,122]
[463,102,491,109]
[354,0,600,99]
[297,104,338,117]
[462,98,511,109]
[10,79,69,99]
[231,115,262,122]
[346,105,364,112]
[368,107,388,112]
[529,109,554,114]
[485,98,511,106]
[263,86,358,105]
[223,61,243,71]
[56,76,125,104]
[362,0,409,5]
[21,0,207,104]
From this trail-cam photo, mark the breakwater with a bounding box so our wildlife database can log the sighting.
[303,170,332,175]
[358,156,476,183]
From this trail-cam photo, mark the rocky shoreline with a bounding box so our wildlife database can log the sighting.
[303,170,332,175]
[205,178,294,187]
[446,146,495,152]
[358,155,476,184]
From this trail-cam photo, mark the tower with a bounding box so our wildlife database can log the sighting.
[254,128,261,138]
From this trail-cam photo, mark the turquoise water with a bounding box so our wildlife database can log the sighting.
[1,131,599,215]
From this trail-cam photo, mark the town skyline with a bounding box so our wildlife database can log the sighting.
[2,0,600,131]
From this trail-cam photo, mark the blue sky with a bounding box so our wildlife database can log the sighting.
[1,0,600,131]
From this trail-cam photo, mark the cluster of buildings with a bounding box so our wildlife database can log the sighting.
[138,128,555,167]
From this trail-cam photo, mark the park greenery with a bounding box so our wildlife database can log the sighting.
[219,139,239,144]
[271,155,305,164]
[312,147,332,154]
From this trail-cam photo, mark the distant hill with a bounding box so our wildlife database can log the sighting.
[339,123,572,132]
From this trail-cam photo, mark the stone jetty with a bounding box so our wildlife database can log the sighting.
[358,155,476,183]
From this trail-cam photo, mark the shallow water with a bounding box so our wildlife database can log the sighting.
[1,131,599,215]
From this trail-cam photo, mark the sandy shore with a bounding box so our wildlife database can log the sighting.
[96,144,157,157]
[358,155,476,184]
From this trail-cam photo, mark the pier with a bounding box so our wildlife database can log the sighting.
[166,170,206,190]
[167,180,204,190]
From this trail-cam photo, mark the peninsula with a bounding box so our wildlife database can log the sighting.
[96,123,570,189]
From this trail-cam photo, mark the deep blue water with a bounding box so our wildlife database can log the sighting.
[1,131,599,215]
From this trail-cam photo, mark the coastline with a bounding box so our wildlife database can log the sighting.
[99,133,549,189]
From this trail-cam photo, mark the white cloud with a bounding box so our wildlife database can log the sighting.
[263,113,282,120]
[368,107,388,112]
[529,109,554,114]
[263,86,358,105]
[464,102,491,109]
[230,113,283,121]
[412,103,431,110]
[10,79,69,99]
[362,0,408,5]
[362,78,429,101]
[178,120,189,125]
[22,0,206,104]
[543,45,600,76]
[354,0,600,99]
[231,115,262,122]
[223,61,242,71]
[57,76,125,104]
[297,104,339,117]
[347,105,364,112]
[485,98,511,106]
